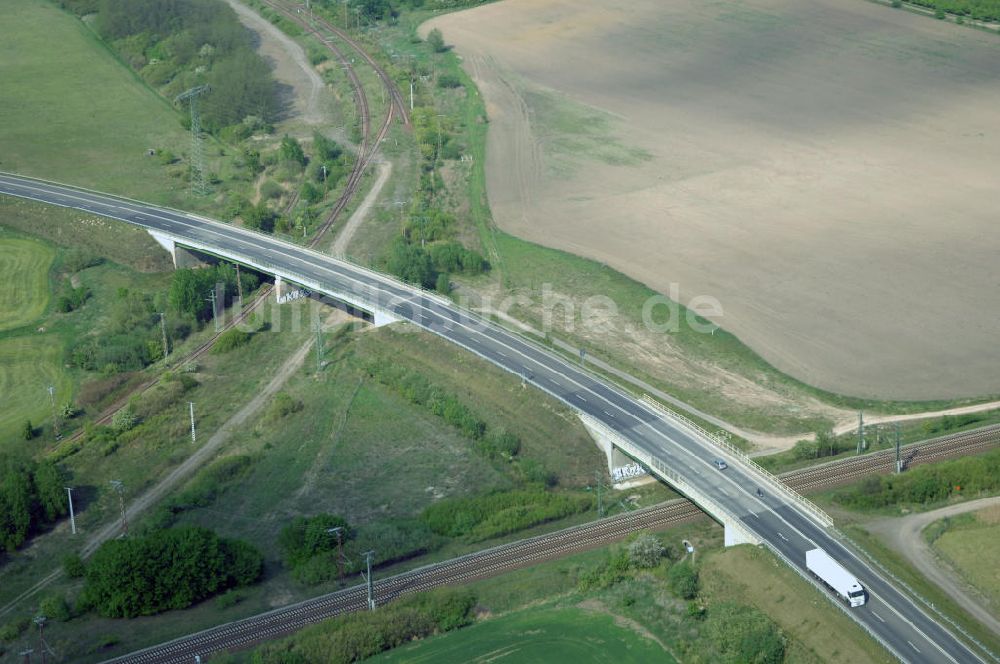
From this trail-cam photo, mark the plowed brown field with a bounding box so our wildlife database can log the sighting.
[424,0,1000,400]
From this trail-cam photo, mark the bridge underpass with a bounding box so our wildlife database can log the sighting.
[0,172,990,664]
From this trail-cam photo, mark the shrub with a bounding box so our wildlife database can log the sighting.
[704,601,785,663]
[21,420,34,440]
[212,328,252,354]
[667,561,699,599]
[111,404,137,433]
[437,73,461,88]
[63,554,86,579]
[260,179,284,201]
[435,272,451,295]
[251,588,475,663]
[39,595,71,622]
[269,392,304,420]
[0,617,29,643]
[423,490,592,542]
[427,28,446,52]
[82,526,262,617]
[629,533,665,568]
[279,514,352,568]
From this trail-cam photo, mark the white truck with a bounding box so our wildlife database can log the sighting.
[806,548,867,607]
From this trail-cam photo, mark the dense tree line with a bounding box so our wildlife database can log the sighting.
[60,0,280,133]
[81,526,262,617]
[835,448,1000,509]
[0,455,68,552]
[168,263,259,322]
[70,286,186,374]
[422,489,592,542]
[251,587,476,663]
[905,0,1000,21]
[279,514,439,584]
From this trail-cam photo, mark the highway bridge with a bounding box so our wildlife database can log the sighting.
[0,172,987,663]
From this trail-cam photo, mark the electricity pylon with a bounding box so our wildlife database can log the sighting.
[175,85,211,196]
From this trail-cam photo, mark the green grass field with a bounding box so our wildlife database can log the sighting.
[932,507,1000,611]
[0,236,53,332]
[700,545,893,664]
[371,606,675,664]
[0,335,71,443]
[0,0,194,202]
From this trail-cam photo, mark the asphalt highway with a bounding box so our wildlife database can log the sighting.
[0,172,986,663]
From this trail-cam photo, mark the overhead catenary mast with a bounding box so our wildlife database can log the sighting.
[174,85,211,196]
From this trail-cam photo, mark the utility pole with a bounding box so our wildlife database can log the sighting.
[361,550,376,610]
[595,470,605,518]
[18,649,33,664]
[110,481,127,536]
[189,402,197,444]
[328,527,345,581]
[65,487,76,535]
[159,313,169,361]
[47,386,60,441]
[206,289,220,333]
[236,264,244,306]
[33,615,47,664]
[314,319,323,373]
[895,422,902,473]
[175,86,211,196]
[856,411,865,455]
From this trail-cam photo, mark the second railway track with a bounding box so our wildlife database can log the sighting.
[108,422,1000,663]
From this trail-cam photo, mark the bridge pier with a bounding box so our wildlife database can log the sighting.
[147,230,207,268]
[580,414,761,547]
[580,417,654,488]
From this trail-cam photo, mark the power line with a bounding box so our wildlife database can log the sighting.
[174,86,211,196]
[110,480,128,536]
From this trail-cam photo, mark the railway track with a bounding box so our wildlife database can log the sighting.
[55,287,272,448]
[259,0,406,248]
[108,422,1000,663]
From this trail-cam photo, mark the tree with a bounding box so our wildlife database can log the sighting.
[435,272,450,295]
[21,420,34,441]
[704,601,785,663]
[427,28,446,53]
[387,238,435,289]
[279,514,351,568]
[667,561,699,599]
[82,526,262,617]
[280,135,307,166]
[112,404,138,433]
[628,533,665,568]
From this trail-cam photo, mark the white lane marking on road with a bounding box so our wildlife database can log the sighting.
[604,410,615,418]
[778,532,789,542]
[752,512,760,519]
[872,611,885,623]
[1,175,973,664]
[907,640,920,653]
[496,350,507,358]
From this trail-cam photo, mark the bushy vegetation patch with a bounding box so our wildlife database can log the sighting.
[903,0,1000,21]
[80,526,262,617]
[168,263,260,323]
[148,455,260,529]
[422,490,592,542]
[211,328,252,353]
[279,514,441,584]
[250,587,476,664]
[364,359,522,461]
[834,448,1000,510]
[0,454,67,552]
[60,0,280,133]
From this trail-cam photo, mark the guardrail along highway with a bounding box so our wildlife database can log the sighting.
[0,172,988,664]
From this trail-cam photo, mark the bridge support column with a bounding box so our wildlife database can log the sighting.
[578,417,653,487]
[372,309,399,327]
[146,230,206,268]
[724,520,760,547]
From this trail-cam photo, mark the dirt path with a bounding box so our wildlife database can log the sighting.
[330,160,391,257]
[865,496,1000,636]
[226,0,326,126]
[0,311,351,618]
